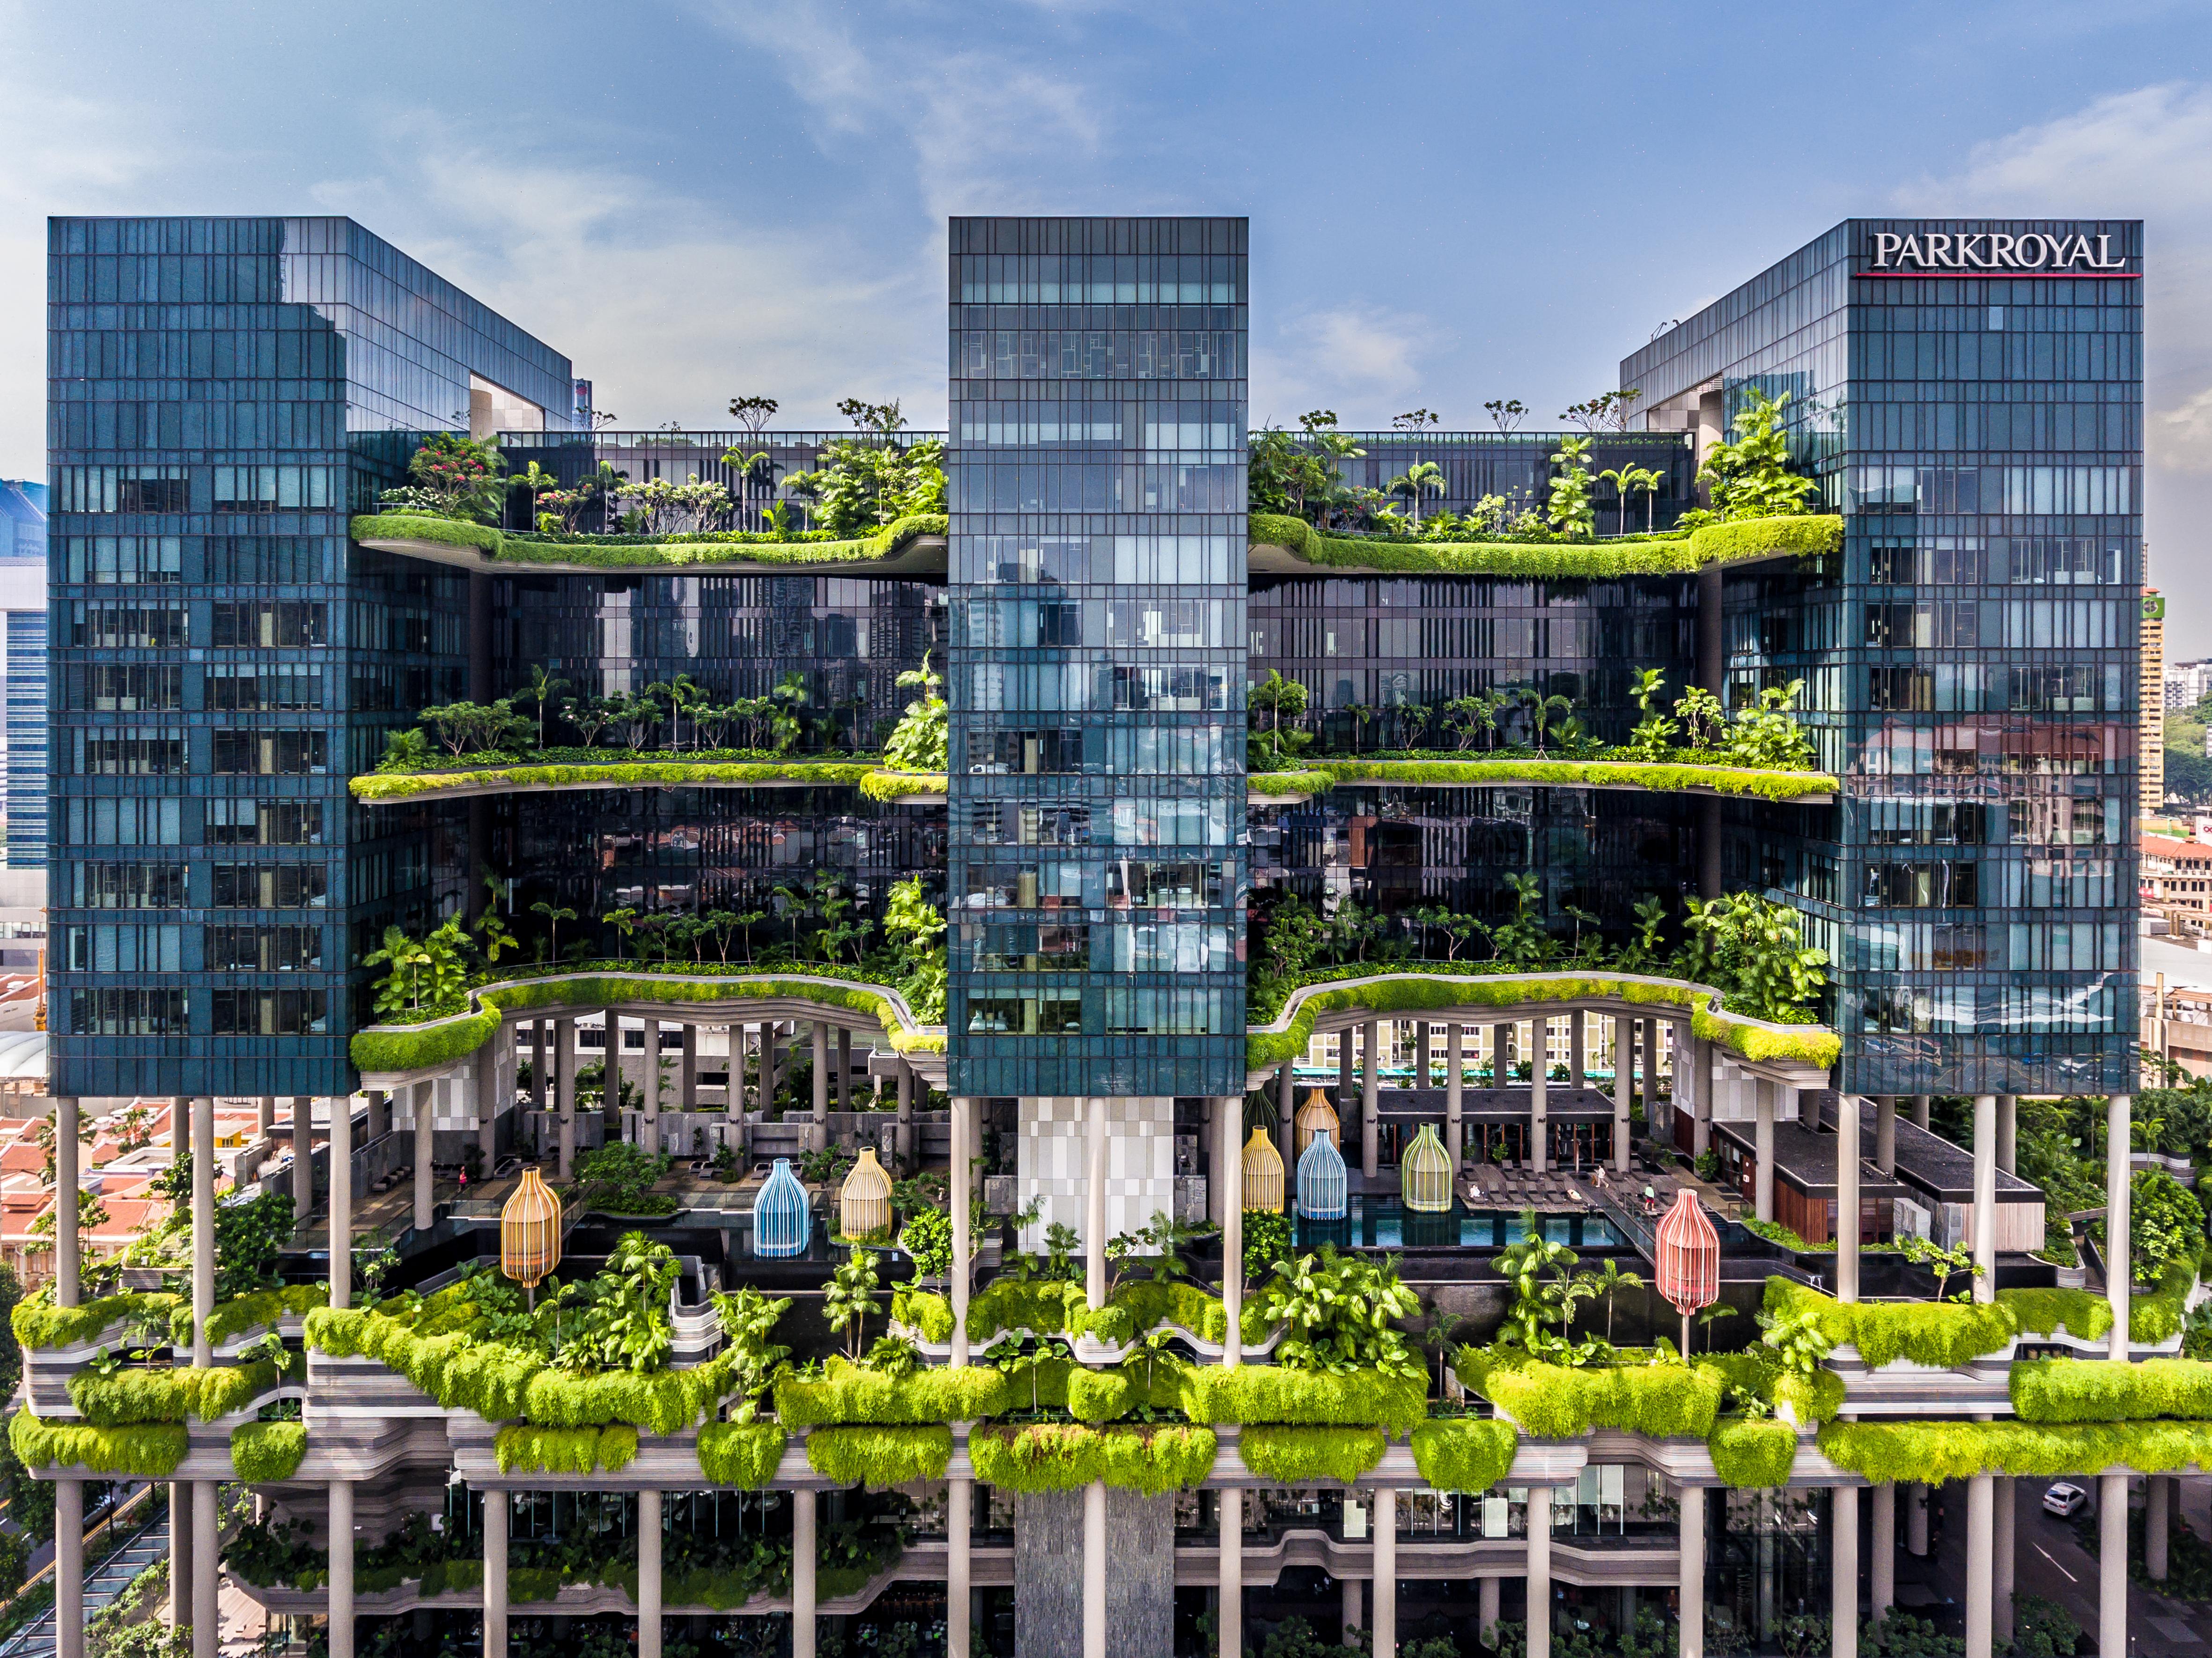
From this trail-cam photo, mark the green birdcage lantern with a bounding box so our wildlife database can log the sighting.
[1400,1122,1454,1214]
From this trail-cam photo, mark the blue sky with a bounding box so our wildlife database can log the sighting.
[7,0,2212,635]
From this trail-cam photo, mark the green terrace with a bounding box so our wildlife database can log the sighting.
[1246,756,1837,804]
[350,758,948,805]
[347,512,950,575]
[1246,510,1841,576]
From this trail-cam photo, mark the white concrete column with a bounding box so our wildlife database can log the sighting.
[1218,1488,1242,1658]
[1907,1483,1929,1555]
[2109,1093,2133,1358]
[2099,1474,2127,1658]
[1994,1477,2017,1643]
[1911,1093,1931,1130]
[947,1478,973,1658]
[555,1016,577,1179]
[2150,1472,2171,1581]
[895,1060,914,1172]
[1361,1017,1380,1177]
[54,1479,82,1658]
[1679,1484,1703,1658]
[1341,1574,1361,1647]
[1478,1577,1500,1648]
[169,1481,192,1627]
[1690,1033,1712,1158]
[1445,1023,1465,1167]
[257,1094,275,1138]
[291,1096,314,1222]
[638,1489,661,1658]
[951,1095,973,1366]
[531,1020,546,1112]
[414,1079,436,1233]
[1612,1020,1632,1173]
[54,1095,79,1307]
[837,1025,852,1113]
[1372,1488,1396,1655]
[328,1480,354,1658]
[1833,1484,1858,1658]
[793,1486,817,1658]
[1527,1484,1552,1658]
[192,1480,216,1658]
[1996,1093,2017,1175]
[811,1022,830,1141]
[1084,1478,1107,1658]
[1966,1474,1993,1658]
[1568,1010,1585,1087]
[1875,1095,1897,1175]
[1087,1096,1109,1312]
[1415,1021,1430,1088]
[645,1019,664,1138]
[1871,1482,1895,1632]
[1754,1081,1775,1222]
[1221,1096,1243,1366]
[1837,1092,1861,1303]
[1972,1093,1997,1304]
[329,1096,352,1310]
[483,1488,508,1658]
[191,1095,214,1365]
[1529,1017,1548,1172]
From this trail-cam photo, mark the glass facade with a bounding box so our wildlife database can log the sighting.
[1623,218,2143,1094]
[6,609,46,870]
[946,217,1249,1098]
[46,216,577,1098]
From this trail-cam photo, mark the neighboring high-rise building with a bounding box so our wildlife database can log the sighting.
[0,481,47,869]
[2145,590,2168,815]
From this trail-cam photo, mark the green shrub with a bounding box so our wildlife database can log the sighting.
[350,1008,501,1074]
[70,1359,282,1426]
[774,1359,1008,1428]
[1247,510,1839,577]
[2133,1251,2201,1345]
[491,513,947,571]
[804,1425,952,1486]
[1709,1417,1799,1488]
[1762,1278,2015,1369]
[1408,1419,1518,1491]
[494,1423,638,1474]
[349,514,501,554]
[231,1421,308,1482]
[1065,1367,1138,1424]
[697,1423,787,1487]
[1309,758,1834,803]
[203,1285,327,1346]
[2012,1358,2212,1423]
[858,770,950,803]
[1818,1418,2212,1483]
[354,759,877,804]
[1181,1365,1426,1435]
[1459,1353,1724,1439]
[2000,1287,2113,1344]
[9,1408,186,1476]
[968,1424,1217,1495]
[890,1288,953,1343]
[1239,1426,1386,1484]
[12,1290,180,1351]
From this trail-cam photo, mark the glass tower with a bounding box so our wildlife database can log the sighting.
[945,216,1249,1099]
[46,216,575,1098]
[1624,218,2142,1094]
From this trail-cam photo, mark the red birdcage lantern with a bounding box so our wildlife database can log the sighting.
[1655,1189,1720,1355]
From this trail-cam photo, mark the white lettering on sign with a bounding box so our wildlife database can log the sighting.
[1868,230,2130,271]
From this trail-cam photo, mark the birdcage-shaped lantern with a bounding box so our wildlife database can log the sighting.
[839,1147,894,1243]
[1400,1122,1454,1214]
[1295,1128,1349,1220]
[1655,1189,1720,1348]
[1241,1127,1285,1214]
[752,1158,813,1259]
[1294,1088,1340,1157]
[500,1167,563,1291]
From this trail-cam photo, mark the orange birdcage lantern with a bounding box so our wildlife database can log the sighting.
[1293,1088,1340,1157]
[501,1166,563,1306]
[1655,1189,1720,1355]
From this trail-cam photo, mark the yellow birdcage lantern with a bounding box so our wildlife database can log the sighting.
[1400,1122,1454,1213]
[501,1167,563,1300]
[1241,1127,1285,1214]
[839,1146,894,1242]
[1294,1088,1340,1157]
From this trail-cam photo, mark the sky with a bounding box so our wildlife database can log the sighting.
[5,1,2212,637]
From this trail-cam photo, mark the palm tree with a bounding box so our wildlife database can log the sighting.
[1599,463,1664,535]
[520,666,568,749]
[1386,460,1446,528]
[1529,692,1575,754]
[1587,1258,1645,1343]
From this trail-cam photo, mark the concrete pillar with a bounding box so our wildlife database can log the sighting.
[1911,1093,1931,1130]
[1084,1478,1107,1658]
[328,1480,354,1658]
[1360,1017,1380,1178]
[1642,1016,1660,1129]
[555,1016,577,1179]
[484,1488,508,1658]
[1221,1096,1243,1366]
[477,1042,499,1171]
[1972,1093,1997,1303]
[837,1026,851,1113]
[2109,1093,2133,1359]
[1340,1576,1361,1647]
[811,1022,830,1141]
[191,1096,214,1365]
[170,1480,192,1626]
[1906,1483,1928,1555]
[256,1094,274,1138]
[1690,1035,1713,1159]
[793,1487,817,1658]
[2099,1474,2127,1658]
[1612,1019,1632,1173]
[192,1480,216,1658]
[1414,1021,1430,1088]
[292,1097,314,1222]
[951,1095,973,1366]
[682,1024,698,1111]
[413,1079,435,1234]
[1679,1485,1703,1658]
[1478,1576,1500,1648]
[1204,1098,1224,1229]
[895,1059,914,1172]
[947,1478,973,1658]
[764,1020,782,1112]
[1966,1473,1992,1658]
[1996,1093,2017,1175]
[1277,1060,1296,1171]
[1218,1488,1242,1658]
[531,1020,546,1112]
[1994,1477,2017,1643]
[1837,1091,1860,1302]
[54,1096,79,1306]
[1086,1096,1109,1311]
[1337,1030,1355,1119]
[638,1489,661,1658]
[1871,1482,1895,1632]
[1528,1484,1552,1658]
[1530,1018,1548,1173]
[1492,1022,1511,1089]
[1568,1010,1585,1087]
[1833,1483,1858,1658]
[644,1019,663,1138]
[55,1479,81,1658]
[1372,1488,1397,1654]
[1754,1081,1775,1222]
[329,1095,352,1310]
[1875,1095,1897,1175]
[1445,1023,1465,1167]
[367,1088,388,1141]
[2150,1472,2171,1581]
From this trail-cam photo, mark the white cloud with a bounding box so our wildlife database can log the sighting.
[1254,303,1441,425]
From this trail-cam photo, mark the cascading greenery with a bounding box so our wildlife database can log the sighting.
[495,1424,640,1474]
[696,1423,788,1488]
[1407,1419,1519,1492]
[8,1408,186,1477]
[804,1425,952,1486]
[69,1358,284,1426]
[2012,1358,2212,1423]
[1238,1425,1385,1484]
[230,1421,308,1482]
[1708,1417,1800,1489]
[967,1424,1217,1496]
[12,1289,180,1351]
[1819,1418,2212,1484]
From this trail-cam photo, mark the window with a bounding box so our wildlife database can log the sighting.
[62,535,181,584]
[71,600,186,649]
[1861,861,1978,908]
[206,799,324,846]
[63,924,181,972]
[67,797,182,846]
[74,728,185,775]
[214,730,327,775]
[72,665,182,711]
[211,602,328,648]
[211,864,327,907]
[70,988,188,1036]
[72,862,186,909]
[211,989,327,1036]
[206,925,322,971]
[966,995,1082,1035]
[207,664,324,711]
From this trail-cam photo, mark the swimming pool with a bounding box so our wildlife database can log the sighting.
[1293,1199,1624,1251]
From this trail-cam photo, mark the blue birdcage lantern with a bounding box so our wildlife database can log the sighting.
[752,1158,812,1259]
[1296,1128,1349,1221]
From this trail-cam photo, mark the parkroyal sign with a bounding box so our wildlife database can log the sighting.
[1866,230,2132,273]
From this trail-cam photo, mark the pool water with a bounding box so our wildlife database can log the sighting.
[1294,1199,1623,1252]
